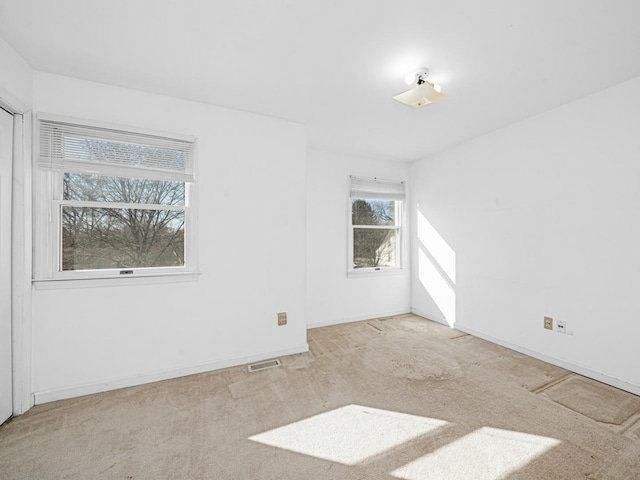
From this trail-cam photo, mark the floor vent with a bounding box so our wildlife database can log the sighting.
[248,359,282,372]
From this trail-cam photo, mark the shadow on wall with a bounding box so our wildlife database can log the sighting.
[417,207,456,327]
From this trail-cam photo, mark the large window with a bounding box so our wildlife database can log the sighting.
[35,114,197,281]
[349,175,405,274]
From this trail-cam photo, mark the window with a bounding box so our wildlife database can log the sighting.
[35,114,197,281]
[349,175,405,275]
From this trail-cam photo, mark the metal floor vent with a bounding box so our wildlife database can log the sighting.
[248,359,282,372]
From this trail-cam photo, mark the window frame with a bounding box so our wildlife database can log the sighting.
[348,175,406,277]
[33,113,198,283]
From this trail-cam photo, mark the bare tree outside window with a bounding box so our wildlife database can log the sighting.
[352,199,399,268]
[62,173,186,271]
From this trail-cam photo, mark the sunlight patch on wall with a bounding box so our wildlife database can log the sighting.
[417,210,456,283]
[391,427,561,480]
[418,248,456,326]
[416,208,456,326]
[249,404,448,466]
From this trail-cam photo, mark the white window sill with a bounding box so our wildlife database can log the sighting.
[347,268,405,279]
[33,271,201,290]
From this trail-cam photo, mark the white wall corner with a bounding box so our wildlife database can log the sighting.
[308,309,412,329]
[410,307,448,327]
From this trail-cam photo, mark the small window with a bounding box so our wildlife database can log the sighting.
[349,175,405,274]
[35,114,197,281]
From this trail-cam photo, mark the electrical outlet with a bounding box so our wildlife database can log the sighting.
[544,316,553,330]
[556,320,566,334]
[277,312,287,326]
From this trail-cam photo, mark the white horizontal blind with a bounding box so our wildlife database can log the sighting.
[39,117,195,182]
[350,175,405,200]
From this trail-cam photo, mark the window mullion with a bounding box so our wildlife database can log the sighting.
[352,225,400,230]
[59,199,186,211]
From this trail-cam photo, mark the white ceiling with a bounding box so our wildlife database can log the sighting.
[1,0,640,161]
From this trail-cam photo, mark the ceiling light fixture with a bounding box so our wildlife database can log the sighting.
[393,68,446,109]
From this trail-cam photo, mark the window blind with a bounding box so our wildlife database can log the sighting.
[38,116,195,182]
[349,175,405,201]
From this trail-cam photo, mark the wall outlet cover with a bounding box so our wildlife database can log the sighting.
[544,316,553,330]
[556,320,566,333]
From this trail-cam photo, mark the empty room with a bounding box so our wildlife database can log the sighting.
[1,1,639,478]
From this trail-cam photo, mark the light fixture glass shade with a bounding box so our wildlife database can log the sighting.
[392,82,447,109]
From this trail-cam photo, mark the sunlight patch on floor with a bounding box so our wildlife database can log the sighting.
[249,404,448,465]
[391,426,561,480]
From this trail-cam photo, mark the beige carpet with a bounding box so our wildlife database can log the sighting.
[1,314,639,479]
[541,375,640,426]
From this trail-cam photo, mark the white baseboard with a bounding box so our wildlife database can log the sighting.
[308,309,412,329]
[410,307,449,327]
[411,308,640,395]
[452,323,640,397]
[34,343,309,405]
[34,313,640,405]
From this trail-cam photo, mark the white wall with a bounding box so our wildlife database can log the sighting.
[31,72,308,402]
[411,76,640,394]
[307,149,411,327]
[0,36,32,110]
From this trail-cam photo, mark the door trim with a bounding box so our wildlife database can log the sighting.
[0,106,13,423]
[0,87,34,416]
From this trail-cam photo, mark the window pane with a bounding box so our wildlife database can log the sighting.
[63,173,185,205]
[62,206,185,271]
[352,199,396,226]
[353,228,398,268]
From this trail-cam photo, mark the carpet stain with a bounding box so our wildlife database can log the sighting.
[2,314,639,480]
[622,417,640,440]
[228,367,288,399]
[543,375,640,425]
[363,333,462,381]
